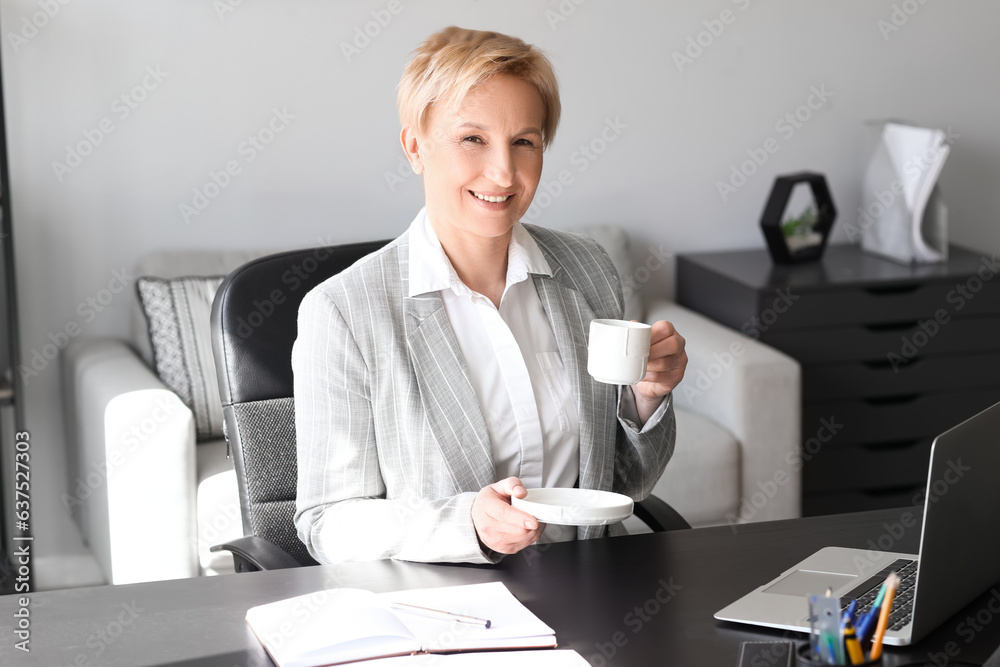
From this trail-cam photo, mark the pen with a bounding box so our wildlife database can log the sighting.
[391,602,492,628]
[855,610,877,647]
[843,599,858,625]
[856,584,887,645]
[869,572,900,660]
[842,615,864,665]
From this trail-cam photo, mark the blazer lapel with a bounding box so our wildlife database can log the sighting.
[399,242,496,492]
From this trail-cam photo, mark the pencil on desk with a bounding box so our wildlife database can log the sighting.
[869,572,900,660]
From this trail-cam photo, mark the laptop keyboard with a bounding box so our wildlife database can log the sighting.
[840,558,919,631]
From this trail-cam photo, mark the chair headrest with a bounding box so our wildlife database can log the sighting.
[211,241,389,406]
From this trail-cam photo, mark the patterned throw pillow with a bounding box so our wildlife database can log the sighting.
[136,276,226,441]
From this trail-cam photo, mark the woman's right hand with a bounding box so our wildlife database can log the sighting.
[471,477,543,554]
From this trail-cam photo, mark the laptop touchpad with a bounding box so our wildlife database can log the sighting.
[764,570,856,597]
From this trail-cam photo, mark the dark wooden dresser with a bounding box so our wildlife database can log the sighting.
[677,244,1000,515]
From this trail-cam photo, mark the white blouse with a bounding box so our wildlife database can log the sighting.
[407,207,579,543]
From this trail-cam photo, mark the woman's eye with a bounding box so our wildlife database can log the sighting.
[515,138,536,147]
[463,136,483,143]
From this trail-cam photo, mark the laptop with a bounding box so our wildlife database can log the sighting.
[715,400,1000,646]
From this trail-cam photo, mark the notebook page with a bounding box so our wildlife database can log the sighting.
[381,582,556,651]
[246,588,419,667]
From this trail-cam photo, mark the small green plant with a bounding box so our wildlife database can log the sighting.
[782,204,818,239]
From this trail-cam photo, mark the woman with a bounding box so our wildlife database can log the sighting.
[292,26,686,564]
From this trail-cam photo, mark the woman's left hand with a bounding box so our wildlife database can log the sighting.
[633,320,686,419]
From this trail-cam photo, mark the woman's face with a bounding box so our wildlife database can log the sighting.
[405,74,546,246]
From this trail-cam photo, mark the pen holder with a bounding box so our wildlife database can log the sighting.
[796,643,882,666]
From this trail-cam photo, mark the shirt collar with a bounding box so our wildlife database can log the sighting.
[407,206,552,298]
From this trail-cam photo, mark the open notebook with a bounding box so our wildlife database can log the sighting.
[353,650,589,666]
[245,582,557,667]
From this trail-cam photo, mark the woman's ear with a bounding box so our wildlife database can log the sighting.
[400,126,423,175]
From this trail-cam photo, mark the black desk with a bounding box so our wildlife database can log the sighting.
[2,508,998,666]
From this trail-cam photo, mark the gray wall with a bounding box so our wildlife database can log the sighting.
[3,0,998,576]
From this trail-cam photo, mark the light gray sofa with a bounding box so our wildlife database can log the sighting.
[63,250,268,584]
[62,232,800,585]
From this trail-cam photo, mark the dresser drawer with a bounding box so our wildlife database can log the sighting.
[803,353,1000,400]
[802,389,1000,444]
[754,280,1000,331]
[802,439,932,494]
[764,317,1000,363]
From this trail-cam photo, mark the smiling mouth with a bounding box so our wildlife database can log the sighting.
[469,190,513,203]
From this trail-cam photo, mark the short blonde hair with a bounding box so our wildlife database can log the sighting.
[397,26,561,149]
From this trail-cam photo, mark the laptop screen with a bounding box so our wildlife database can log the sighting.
[909,400,1000,642]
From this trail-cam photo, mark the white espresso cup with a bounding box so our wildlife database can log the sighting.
[587,319,652,385]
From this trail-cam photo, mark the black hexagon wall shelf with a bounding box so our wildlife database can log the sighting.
[760,171,837,264]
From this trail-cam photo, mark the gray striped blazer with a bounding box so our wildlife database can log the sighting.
[292,223,676,564]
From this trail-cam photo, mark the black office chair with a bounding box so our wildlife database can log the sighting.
[210,241,689,573]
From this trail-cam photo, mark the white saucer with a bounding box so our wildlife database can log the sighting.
[512,488,634,526]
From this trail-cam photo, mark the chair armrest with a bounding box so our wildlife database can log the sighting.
[62,338,198,584]
[634,494,691,532]
[211,536,302,572]
[646,301,802,522]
